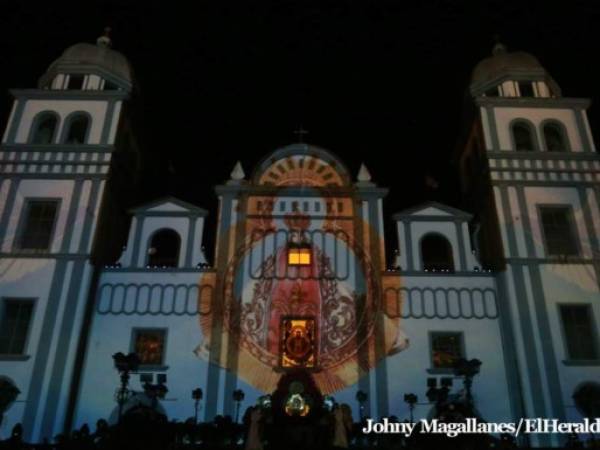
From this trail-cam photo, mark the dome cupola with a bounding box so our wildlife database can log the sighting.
[470,40,560,98]
[38,27,134,92]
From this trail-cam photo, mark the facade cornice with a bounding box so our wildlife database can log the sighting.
[9,88,129,101]
[0,143,114,153]
[214,184,388,198]
[475,96,591,109]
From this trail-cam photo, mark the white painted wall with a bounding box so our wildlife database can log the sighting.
[14,100,109,144]
[75,268,511,428]
[396,221,407,269]
[75,271,212,427]
[385,274,511,423]
[539,264,600,422]
[491,107,584,152]
[107,101,122,144]
[500,81,517,97]
[86,75,102,90]
[582,111,597,152]
[0,259,57,437]
[483,93,600,445]
[1,101,18,143]
[535,81,551,98]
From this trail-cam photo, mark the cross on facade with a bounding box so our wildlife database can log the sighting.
[293,126,309,143]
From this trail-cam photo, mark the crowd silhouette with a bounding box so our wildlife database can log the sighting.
[0,401,593,449]
[0,405,584,450]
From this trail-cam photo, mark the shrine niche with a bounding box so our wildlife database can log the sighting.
[280,317,317,369]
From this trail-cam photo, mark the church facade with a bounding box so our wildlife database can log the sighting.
[0,35,599,448]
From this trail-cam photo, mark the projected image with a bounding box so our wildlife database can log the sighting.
[280,318,317,368]
[196,153,407,395]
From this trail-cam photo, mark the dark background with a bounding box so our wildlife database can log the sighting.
[2,1,599,260]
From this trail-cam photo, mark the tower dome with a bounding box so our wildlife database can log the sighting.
[470,41,560,97]
[38,28,134,91]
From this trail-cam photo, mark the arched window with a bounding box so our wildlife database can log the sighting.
[147,229,181,267]
[64,114,90,144]
[512,122,536,152]
[30,113,58,144]
[421,234,455,272]
[543,122,568,152]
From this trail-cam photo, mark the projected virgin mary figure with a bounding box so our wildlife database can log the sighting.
[264,212,322,359]
[197,147,407,394]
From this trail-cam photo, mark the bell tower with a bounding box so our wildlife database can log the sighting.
[457,42,600,447]
[0,29,140,441]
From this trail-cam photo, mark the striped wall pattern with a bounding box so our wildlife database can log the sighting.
[384,286,499,319]
[488,153,600,184]
[0,147,111,176]
[96,282,214,316]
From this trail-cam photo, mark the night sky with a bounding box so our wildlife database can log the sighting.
[2,1,600,259]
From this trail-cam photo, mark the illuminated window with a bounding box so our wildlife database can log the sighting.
[431,332,464,369]
[288,247,311,265]
[132,328,166,366]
